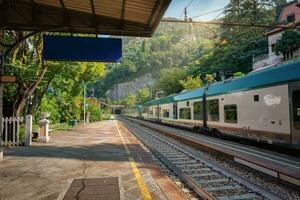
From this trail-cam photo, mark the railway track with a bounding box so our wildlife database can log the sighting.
[119,118,285,200]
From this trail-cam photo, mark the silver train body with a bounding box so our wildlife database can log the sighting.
[123,61,300,148]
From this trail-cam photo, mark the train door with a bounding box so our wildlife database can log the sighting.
[173,103,178,120]
[156,105,160,120]
[289,81,300,145]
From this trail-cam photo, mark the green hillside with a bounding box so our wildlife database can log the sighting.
[92,22,216,98]
[92,0,289,105]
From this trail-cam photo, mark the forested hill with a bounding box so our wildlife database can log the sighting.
[92,0,287,102]
[92,22,216,98]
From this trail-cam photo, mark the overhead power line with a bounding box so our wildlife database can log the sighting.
[161,18,299,30]
[189,0,248,20]
[213,10,225,21]
[190,8,225,19]
[185,0,194,8]
[179,0,195,19]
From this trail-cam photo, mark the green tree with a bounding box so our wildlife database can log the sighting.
[233,71,245,78]
[122,93,137,107]
[136,87,151,104]
[3,30,107,121]
[44,61,105,122]
[204,74,216,85]
[4,32,47,117]
[39,96,61,123]
[155,68,186,96]
[92,22,214,98]
[179,75,203,90]
[275,30,300,60]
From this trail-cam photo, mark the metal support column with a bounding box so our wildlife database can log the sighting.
[202,87,208,130]
[0,30,4,160]
[83,82,86,126]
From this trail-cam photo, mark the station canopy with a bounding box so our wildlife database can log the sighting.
[0,0,171,37]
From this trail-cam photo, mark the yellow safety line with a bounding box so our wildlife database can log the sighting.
[114,121,152,200]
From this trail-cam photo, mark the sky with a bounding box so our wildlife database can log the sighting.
[164,0,230,21]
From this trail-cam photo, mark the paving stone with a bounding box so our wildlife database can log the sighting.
[0,121,172,200]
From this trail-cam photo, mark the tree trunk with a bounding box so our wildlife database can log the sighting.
[13,62,48,117]
[29,75,55,115]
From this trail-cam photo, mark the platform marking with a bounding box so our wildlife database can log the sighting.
[114,121,152,200]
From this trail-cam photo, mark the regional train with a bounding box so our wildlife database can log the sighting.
[123,60,300,148]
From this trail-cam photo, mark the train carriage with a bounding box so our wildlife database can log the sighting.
[124,60,300,147]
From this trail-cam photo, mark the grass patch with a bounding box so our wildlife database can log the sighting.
[50,123,72,132]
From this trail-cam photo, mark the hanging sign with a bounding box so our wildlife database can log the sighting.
[43,35,122,62]
[0,75,16,83]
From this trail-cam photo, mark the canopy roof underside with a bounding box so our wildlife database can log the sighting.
[0,0,171,36]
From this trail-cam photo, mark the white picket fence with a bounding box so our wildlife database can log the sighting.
[2,117,24,146]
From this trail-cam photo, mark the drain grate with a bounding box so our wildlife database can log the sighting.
[63,177,120,200]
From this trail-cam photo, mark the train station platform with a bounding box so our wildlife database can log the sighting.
[126,117,300,187]
[0,120,185,200]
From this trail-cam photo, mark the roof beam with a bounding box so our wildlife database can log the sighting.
[147,0,159,29]
[59,0,65,10]
[31,0,35,23]
[147,0,172,35]
[90,0,95,16]
[0,0,171,37]
[0,0,5,23]
[120,0,126,29]
[59,0,68,26]
[90,0,97,32]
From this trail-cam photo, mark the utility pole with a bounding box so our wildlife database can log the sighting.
[0,30,4,160]
[184,7,188,21]
[83,82,86,126]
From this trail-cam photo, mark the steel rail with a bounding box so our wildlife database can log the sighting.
[120,118,216,200]
[119,117,285,200]
[152,149,216,200]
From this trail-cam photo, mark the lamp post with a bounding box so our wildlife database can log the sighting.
[83,81,86,126]
[0,30,3,160]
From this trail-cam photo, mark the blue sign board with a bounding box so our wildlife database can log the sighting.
[43,35,122,62]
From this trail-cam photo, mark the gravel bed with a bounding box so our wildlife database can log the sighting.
[136,132,201,200]
[152,128,300,200]
[123,120,267,199]
[123,118,300,200]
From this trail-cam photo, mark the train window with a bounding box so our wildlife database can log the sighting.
[254,95,259,102]
[224,104,238,123]
[179,108,191,119]
[193,101,203,120]
[143,108,148,114]
[163,109,170,118]
[293,90,300,129]
[207,99,219,121]
[149,108,153,116]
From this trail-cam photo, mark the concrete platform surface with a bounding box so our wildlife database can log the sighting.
[0,120,186,200]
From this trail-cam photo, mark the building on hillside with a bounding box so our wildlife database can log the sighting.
[252,0,300,71]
